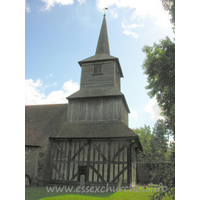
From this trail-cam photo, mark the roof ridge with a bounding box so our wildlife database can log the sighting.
[25,103,68,107]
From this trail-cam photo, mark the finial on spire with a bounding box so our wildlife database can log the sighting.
[103,7,108,15]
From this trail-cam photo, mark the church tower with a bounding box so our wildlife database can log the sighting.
[67,14,130,126]
[25,14,143,187]
[48,14,142,186]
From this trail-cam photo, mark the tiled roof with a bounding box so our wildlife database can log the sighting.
[25,104,142,151]
[50,121,143,152]
[50,122,139,139]
[25,104,68,146]
[78,54,117,63]
[67,87,123,99]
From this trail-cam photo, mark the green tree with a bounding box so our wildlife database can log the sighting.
[133,125,152,162]
[141,1,175,198]
[161,0,175,30]
[142,37,175,136]
[134,122,175,199]
[134,121,169,163]
[152,119,169,161]
[151,140,175,200]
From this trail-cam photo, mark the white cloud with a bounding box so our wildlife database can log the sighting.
[96,0,172,28]
[62,80,79,93]
[121,20,143,38]
[44,82,57,89]
[96,2,118,19]
[121,20,126,29]
[144,98,165,120]
[49,74,53,77]
[110,9,118,18]
[127,23,144,29]
[78,0,86,5]
[25,1,31,13]
[129,109,138,118]
[123,30,138,38]
[41,0,74,10]
[25,79,45,105]
[25,79,79,105]
[96,0,117,11]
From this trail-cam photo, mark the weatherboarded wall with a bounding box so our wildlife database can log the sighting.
[114,62,121,91]
[121,101,128,126]
[80,61,115,89]
[67,97,123,123]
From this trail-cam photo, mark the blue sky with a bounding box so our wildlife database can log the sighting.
[25,0,174,129]
[2,1,200,196]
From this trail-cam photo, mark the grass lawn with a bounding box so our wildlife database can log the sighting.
[25,186,172,200]
[25,186,114,200]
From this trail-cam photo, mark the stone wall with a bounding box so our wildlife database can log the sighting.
[37,139,53,186]
[136,162,174,184]
[25,146,39,185]
[25,139,53,186]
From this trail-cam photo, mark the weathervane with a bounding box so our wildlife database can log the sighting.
[103,7,108,16]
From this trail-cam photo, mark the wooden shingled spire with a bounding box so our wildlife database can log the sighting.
[95,14,110,55]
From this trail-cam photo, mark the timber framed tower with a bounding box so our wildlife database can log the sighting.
[49,14,143,186]
[25,14,143,187]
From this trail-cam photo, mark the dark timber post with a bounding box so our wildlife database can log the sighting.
[67,140,72,180]
[49,139,55,181]
[127,141,131,184]
[86,140,91,182]
[107,140,111,183]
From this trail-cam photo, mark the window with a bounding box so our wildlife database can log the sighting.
[93,64,103,74]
